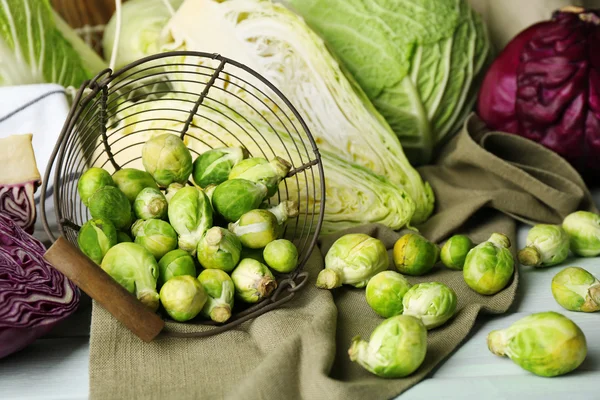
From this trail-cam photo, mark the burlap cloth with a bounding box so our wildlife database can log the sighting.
[88,114,595,399]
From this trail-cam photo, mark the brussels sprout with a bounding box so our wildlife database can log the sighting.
[133,219,178,259]
[563,211,600,257]
[198,269,235,323]
[157,249,197,287]
[402,282,457,329]
[551,267,600,312]
[317,233,389,289]
[487,312,587,377]
[348,315,427,378]
[77,218,117,264]
[518,224,569,267]
[229,156,292,197]
[167,186,213,254]
[101,242,160,310]
[192,146,249,188]
[212,179,268,222]
[365,271,412,318]
[130,219,144,237]
[393,233,439,276]
[231,258,277,303]
[77,167,115,206]
[116,231,133,243]
[463,233,514,295]
[133,187,168,220]
[228,209,279,249]
[165,183,185,203]
[263,239,299,273]
[159,275,207,322]
[440,235,474,270]
[112,168,158,203]
[88,186,132,230]
[142,133,193,187]
[197,227,242,272]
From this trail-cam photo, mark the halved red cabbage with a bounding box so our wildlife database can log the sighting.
[0,134,41,234]
[0,214,80,359]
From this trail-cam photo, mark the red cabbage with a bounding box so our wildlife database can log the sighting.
[477,7,600,174]
[0,214,80,359]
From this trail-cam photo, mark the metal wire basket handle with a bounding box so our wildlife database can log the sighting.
[40,51,326,340]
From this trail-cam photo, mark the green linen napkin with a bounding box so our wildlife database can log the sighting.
[89,114,595,400]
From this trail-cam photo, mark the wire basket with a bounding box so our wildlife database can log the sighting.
[40,51,326,336]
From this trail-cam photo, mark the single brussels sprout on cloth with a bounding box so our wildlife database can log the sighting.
[518,224,569,267]
[133,219,178,260]
[112,168,158,203]
[133,187,168,220]
[263,239,298,273]
[101,243,160,311]
[164,183,185,203]
[563,211,600,257]
[116,231,133,243]
[88,186,132,230]
[197,227,242,272]
[192,146,249,188]
[157,249,197,287]
[77,218,117,264]
[167,186,213,254]
[402,282,457,330]
[393,233,439,276]
[212,179,268,222]
[159,275,207,322]
[142,134,193,187]
[463,233,514,295]
[229,209,279,249]
[229,156,292,197]
[198,269,235,323]
[365,271,412,318]
[77,167,115,207]
[551,267,600,312]
[487,311,587,377]
[440,235,474,270]
[317,233,389,289]
[348,315,427,378]
[231,258,277,303]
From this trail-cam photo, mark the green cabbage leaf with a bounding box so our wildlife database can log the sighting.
[287,0,492,165]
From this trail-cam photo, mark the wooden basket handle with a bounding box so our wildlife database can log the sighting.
[44,237,164,342]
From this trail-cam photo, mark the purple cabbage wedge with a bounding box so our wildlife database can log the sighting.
[0,134,41,234]
[478,7,600,176]
[0,214,80,359]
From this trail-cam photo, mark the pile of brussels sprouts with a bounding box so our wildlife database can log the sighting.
[320,209,600,379]
[76,133,301,323]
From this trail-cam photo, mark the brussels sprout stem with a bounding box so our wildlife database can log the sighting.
[268,201,299,225]
[138,290,160,311]
[489,233,511,249]
[147,199,164,216]
[348,336,366,362]
[487,329,509,357]
[210,305,232,323]
[517,246,542,267]
[586,284,600,310]
[205,227,224,247]
[258,276,277,297]
[271,157,292,178]
[316,269,342,289]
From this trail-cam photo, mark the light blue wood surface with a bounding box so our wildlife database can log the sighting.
[2,217,599,400]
